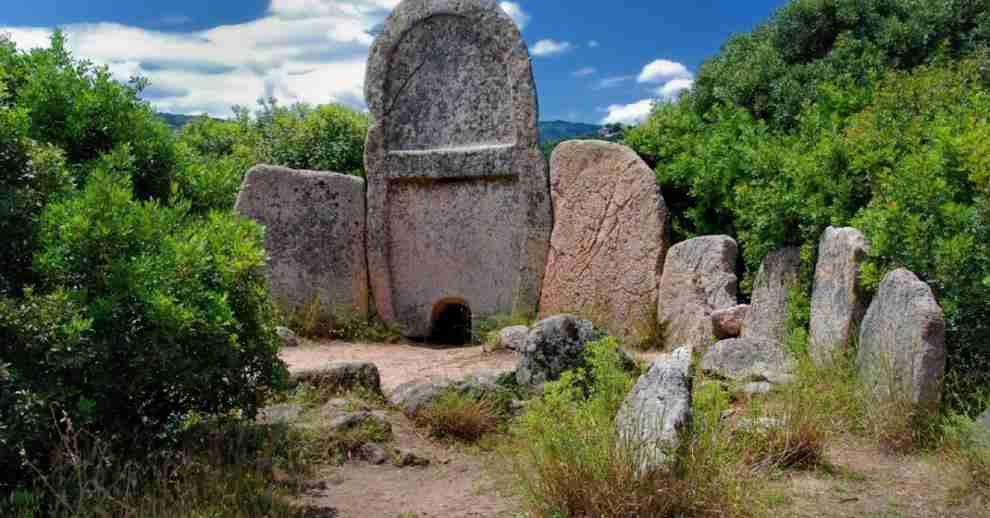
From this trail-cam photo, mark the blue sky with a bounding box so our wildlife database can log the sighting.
[0,0,787,124]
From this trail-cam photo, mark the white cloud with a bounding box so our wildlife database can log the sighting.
[600,99,654,125]
[588,40,599,48]
[572,67,596,77]
[637,59,693,84]
[594,75,633,89]
[0,1,397,117]
[656,78,694,100]
[499,2,530,30]
[530,39,572,57]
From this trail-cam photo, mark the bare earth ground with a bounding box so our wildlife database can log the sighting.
[281,341,984,518]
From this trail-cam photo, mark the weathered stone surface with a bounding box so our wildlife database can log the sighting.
[809,227,870,368]
[977,409,990,447]
[657,236,739,350]
[256,404,305,425]
[276,327,299,348]
[516,315,606,387]
[712,305,749,340]
[700,338,796,384]
[388,370,507,418]
[539,141,669,341]
[235,165,368,321]
[326,411,391,436]
[365,0,550,338]
[496,325,529,352]
[616,346,693,473]
[857,269,946,410]
[742,381,773,396]
[742,247,801,343]
[290,361,383,397]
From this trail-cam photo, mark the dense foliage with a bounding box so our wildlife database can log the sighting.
[626,0,990,410]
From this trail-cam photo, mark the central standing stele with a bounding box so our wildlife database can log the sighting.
[364,0,552,338]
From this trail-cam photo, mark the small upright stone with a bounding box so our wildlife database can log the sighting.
[809,227,870,368]
[657,236,739,350]
[858,269,946,411]
[516,315,605,387]
[616,346,693,473]
[364,0,551,338]
[235,165,368,322]
[539,141,669,342]
[742,246,801,342]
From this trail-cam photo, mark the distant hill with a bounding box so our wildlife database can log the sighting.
[158,112,603,143]
[538,120,603,143]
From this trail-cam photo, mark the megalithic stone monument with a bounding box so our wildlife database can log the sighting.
[364,0,552,339]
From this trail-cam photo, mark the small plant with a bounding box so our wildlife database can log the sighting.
[417,391,503,442]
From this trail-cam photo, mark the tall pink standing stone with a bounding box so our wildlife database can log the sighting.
[539,141,669,341]
[364,0,551,338]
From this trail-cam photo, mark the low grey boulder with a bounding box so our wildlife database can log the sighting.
[388,370,508,418]
[326,411,391,436]
[742,381,773,396]
[276,327,299,348]
[700,338,795,385]
[516,315,606,387]
[256,404,305,425]
[616,346,693,473]
[496,325,530,352]
[712,305,749,340]
[291,361,383,397]
[857,268,946,411]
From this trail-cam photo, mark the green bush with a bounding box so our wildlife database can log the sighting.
[1,171,287,484]
[253,99,368,177]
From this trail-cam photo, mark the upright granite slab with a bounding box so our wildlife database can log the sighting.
[539,141,669,342]
[657,236,739,350]
[742,246,802,342]
[235,165,368,322]
[364,0,551,338]
[858,268,946,411]
[809,227,870,367]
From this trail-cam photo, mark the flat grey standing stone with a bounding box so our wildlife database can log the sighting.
[235,165,368,322]
[712,305,749,340]
[291,361,383,397]
[364,0,551,338]
[700,338,796,385]
[657,236,739,350]
[809,227,870,368]
[516,315,606,387]
[539,141,669,342]
[857,268,946,411]
[742,246,802,343]
[616,346,693,473]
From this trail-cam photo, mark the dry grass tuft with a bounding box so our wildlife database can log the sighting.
[416,391,503,442]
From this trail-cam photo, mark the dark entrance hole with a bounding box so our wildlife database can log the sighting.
[430,300,472,346]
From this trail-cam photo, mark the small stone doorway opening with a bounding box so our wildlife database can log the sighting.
[429,299,472,346]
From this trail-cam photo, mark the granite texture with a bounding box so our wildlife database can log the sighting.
[364,0,550,337]
[539,141,669,342]
[515,315,605,387]
[712,305,749,340]
[700,337,796,385]
[809,227,870,368]
[857,268,946,411]
[656,236,739,350]
[742,246,801,343]
[234,165,368,322]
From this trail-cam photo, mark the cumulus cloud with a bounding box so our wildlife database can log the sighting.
[530,39,572,57]
[637,59,692,84]
[1,0,400,117]
[572,67,596,77]
[499,2,530,30]
[594,75,634,89]
[600,99,655,125]
[656,77,694,100]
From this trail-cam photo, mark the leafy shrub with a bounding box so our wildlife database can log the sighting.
[1,171,287,484]
[253,99,368,177]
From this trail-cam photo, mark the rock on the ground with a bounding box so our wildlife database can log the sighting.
[495,325,529,352]
[326,411,391,436]
[256,404,305,425]
[516,315,606,387]
[539,140,669,342]
[742,381,773,396]
[742,246,801,343]
[364,0,551,338]
[809,227,870,368]
[712,305,749,340]
[857,268,946,411]
[235,165,368,322]
[388,370,507,418]
[360,443,390,465]
[276,326,299,348]
[657,236,739,350]
[616,346,693,473]
[392,448,430,467]
[291,361,383,397]
[700,337,796,385]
